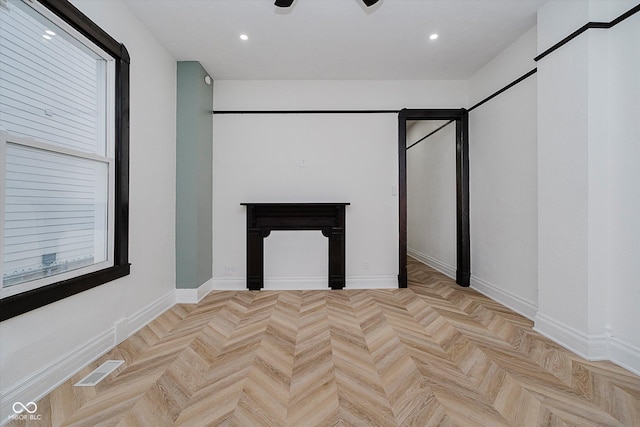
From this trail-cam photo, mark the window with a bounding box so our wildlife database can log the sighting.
[0,0,129,321]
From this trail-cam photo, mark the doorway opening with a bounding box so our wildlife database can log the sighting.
[398,109,470,287]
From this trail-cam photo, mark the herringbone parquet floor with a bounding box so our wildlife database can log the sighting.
[11,258,640,426]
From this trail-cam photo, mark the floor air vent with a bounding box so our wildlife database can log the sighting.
[74,360,124,387]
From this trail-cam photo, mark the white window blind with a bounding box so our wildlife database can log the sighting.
[0,0,114,297]
[0,0,106,155]
[3,142,109,286]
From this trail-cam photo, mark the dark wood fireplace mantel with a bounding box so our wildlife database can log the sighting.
[241,203,350,290]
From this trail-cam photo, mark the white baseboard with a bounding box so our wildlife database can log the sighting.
[534,312,609,361]
[126,291,176,339]
[534,314,640,375]
[470,275,538,320]
[1,328,114,423]
[0,290,175,424]
[346,276,398,289]
[410,248,538,321]
[265,276,398,290]
[213,277,247,290]
[609,337,640,376]
[407,248,456,279]
[175,278,214,304]
[212,276,399,290]
[264,277,329,290]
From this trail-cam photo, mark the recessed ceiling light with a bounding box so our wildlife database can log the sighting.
[240,34,249,41]
[45,29,56,36]
[42,34,52,40]
[429,33,439,40]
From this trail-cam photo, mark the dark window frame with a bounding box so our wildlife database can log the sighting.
[0,0,130,321]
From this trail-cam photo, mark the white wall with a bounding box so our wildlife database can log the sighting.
[536,0,640,373]
[407,121,457,278]
[605,1,640,368]
[469,27,538,105]
[212,80,468,289]
[537,0,596,347]
[213,113,398,288]
[0,0,177,417]
[213,80,468,111]
[464,0,640,374]
[465,0,640,374]
[467,27,539,319]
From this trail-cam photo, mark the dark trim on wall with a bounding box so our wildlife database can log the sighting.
[398,116,407,287]
[468,69,537,112]
[467,3,640,113]
[213,110,400,115]
[534,3,640,62]
[38,0,123,59]
[398,109,470,288]
[610,2,640,26]
[455,114,470,286]
[1,0,130,322]
[115,44,131,266]
[406,120,454,150]
[0,265,130,321]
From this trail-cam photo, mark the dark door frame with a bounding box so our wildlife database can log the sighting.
[398,108,470,288]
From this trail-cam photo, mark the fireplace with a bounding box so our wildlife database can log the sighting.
[241,203,350,290]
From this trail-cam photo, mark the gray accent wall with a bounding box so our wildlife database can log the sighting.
[176,61,213,289]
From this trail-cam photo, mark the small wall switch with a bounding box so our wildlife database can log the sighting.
[224,266,232,276]
[299,159,307,167]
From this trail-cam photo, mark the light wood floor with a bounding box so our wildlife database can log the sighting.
[11,258,640,426]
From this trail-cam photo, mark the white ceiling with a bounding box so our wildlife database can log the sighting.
[122,0,545,80]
